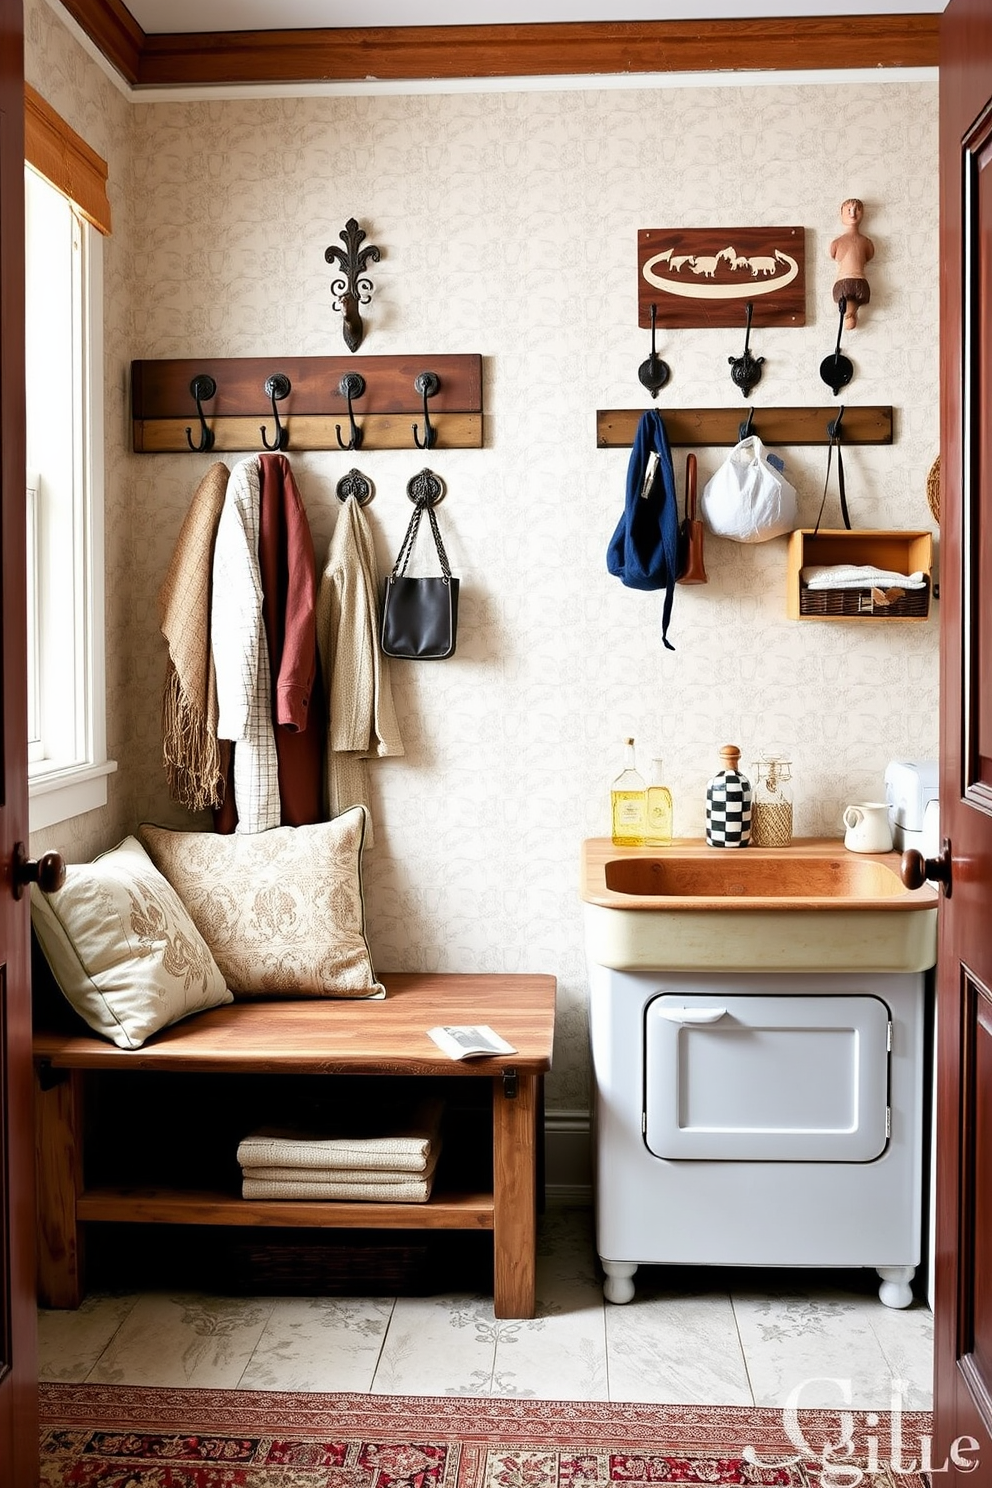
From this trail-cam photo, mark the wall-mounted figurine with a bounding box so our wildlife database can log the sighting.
[830,198,874,330]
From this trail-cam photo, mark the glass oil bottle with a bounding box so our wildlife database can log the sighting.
[645,757,673,846]
[611,738,646,846]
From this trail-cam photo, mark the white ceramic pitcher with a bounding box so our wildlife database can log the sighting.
[842,802,893,853]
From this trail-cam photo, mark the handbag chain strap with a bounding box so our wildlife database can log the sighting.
[814,409,852,535]
[390,498,453,582]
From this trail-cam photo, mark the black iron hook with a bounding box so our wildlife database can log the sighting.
[728,302,764,399]
[260,373,291,452]
[739,406,756,442]
[184,375,216,452]
[637,303,670,399]
[406,468,445,507]
[820,298,854,396]
[412,371,440,450]
[335,467,374,506]
[827,404,846,441]
[335,372,366,451]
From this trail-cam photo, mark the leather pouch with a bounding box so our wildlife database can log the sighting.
[677,453,708,584]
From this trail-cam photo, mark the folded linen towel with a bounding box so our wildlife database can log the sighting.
[241,1156,437,1204]
[241,1148,443,1188]
[800,564,927,591]
[236,1097,443,1173]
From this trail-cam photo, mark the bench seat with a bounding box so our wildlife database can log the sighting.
[34,971,556,1319]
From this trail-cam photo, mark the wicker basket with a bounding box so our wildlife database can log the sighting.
[927,457,940,524]
[799,577,930,618]
[228,1233,432,1295]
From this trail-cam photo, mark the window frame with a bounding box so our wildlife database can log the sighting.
[24,95,115,833]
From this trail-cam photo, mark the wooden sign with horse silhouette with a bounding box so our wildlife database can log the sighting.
[638,226,806,328]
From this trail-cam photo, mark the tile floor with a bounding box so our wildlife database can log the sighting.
[37,1205,933,1409]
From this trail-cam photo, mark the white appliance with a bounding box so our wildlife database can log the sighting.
[589,966,926,1308]
[885,759,939,854]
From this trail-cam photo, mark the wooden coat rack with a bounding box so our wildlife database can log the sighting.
[596,405,893,448]
[131,354,483,453]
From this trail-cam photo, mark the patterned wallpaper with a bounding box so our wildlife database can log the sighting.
[28,0,939,1109]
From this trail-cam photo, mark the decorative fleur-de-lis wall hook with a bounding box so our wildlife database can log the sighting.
[324,218,381,353]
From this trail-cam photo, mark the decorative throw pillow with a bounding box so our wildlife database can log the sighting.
[138,808,383,1000]
[30,836,232,1050]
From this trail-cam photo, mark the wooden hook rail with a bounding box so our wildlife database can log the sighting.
[131,353,483,454]
[596,405,893,449]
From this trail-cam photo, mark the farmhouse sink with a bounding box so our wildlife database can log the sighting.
[581,837,938,973]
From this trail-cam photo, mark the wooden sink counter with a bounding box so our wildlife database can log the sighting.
[581,838,938,974]
[581,836,938,912]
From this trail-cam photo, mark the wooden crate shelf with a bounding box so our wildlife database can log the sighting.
[787,528,933,621]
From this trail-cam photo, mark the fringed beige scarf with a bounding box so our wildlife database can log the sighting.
[159,462,230,811]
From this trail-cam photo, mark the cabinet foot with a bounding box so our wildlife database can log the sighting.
[877,1265,915,1308]
[602,1260,637,1304]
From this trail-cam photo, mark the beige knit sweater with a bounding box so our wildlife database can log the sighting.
[316,496,403,844]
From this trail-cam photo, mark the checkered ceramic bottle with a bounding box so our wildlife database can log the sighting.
[705,744,752,848]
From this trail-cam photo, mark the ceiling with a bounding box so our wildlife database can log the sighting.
[123,1,947,32]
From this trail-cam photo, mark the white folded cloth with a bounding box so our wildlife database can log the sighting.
[241,1151,443,1186]
[800,564,927,591]
[241,1148,439,1203]
[236,1097,443,1174]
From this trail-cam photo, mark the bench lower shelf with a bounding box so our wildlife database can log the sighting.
[76,1186,495,1229]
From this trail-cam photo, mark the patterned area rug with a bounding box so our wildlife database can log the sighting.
[39,1384,935,1487]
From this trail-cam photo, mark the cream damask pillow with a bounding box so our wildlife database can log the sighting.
[30,836,232,1049]
[138,808,383,1000]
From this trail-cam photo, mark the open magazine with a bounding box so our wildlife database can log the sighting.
[427,1025,517,1061]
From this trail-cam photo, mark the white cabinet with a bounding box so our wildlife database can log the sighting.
[589,967,927,1308]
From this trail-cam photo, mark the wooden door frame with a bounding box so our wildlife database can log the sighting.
[0,0,38,1482]
[936,0,992,1476]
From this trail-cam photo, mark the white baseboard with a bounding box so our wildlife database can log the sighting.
[544,1108,592,1205]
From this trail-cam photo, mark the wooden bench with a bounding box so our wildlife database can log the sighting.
[33,971,556,1319]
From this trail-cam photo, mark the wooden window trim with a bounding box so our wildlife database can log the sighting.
[24,84,111,236]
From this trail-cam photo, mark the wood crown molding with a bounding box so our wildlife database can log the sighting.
[56,6,939,89]
[58,0,144,85]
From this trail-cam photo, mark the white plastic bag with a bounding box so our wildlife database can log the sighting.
[700,435,798,543]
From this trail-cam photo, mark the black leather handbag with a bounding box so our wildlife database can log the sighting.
[380,496,459,660]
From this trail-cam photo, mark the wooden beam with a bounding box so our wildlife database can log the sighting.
[56,0,144,87]
[135,17,939,87]
[58,11,939,89]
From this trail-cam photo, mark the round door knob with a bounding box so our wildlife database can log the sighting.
[12,842,66,900]
[900,840,952,897]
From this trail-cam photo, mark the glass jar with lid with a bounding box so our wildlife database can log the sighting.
[750,754,794,846]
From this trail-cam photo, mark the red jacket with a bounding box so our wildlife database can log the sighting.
[216,453,325,830]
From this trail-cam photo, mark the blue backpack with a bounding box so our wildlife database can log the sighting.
[606,409,680,650]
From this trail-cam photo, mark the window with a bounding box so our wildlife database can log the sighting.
[24,90,115,831]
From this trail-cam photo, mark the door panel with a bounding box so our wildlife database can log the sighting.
[0,0,39,1484]
[970,983,992,1401]
[645,993,890,1162]
[937,3,992,1481]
